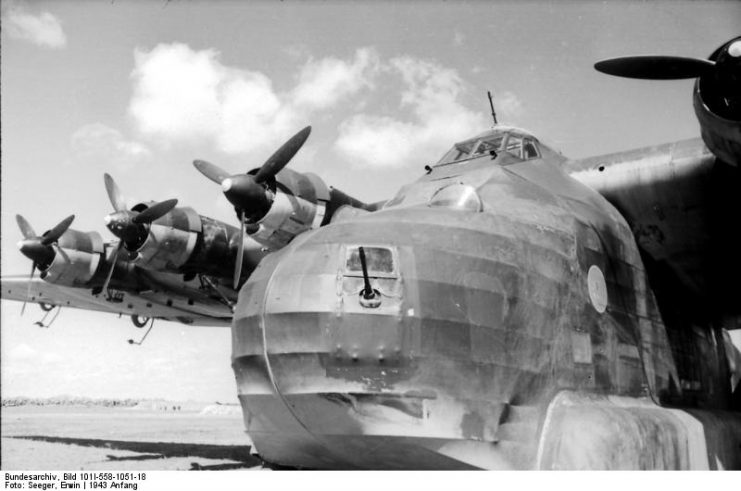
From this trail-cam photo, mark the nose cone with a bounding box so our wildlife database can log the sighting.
[222,174,271,217]
[104,211,141,244]
[18,238,55,266]
[104,212,126,234]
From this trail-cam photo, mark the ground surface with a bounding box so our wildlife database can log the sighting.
[1,405,263,470]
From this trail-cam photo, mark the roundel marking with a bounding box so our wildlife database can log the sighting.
[587,265,607,313]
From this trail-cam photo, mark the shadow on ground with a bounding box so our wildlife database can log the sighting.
[8,435,264,470]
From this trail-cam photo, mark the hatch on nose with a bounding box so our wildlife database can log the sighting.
[342,245,401,311]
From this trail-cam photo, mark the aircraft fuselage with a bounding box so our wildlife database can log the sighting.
[230,136,741,469]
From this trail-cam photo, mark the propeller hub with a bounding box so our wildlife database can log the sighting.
[729,40,741,58]
[222,174,271,217]
[104,211,144,244]
[18,239,55,266]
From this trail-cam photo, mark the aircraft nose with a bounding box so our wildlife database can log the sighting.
[230,206,571,468]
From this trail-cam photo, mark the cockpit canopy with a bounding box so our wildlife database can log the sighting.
[436,127,541,166]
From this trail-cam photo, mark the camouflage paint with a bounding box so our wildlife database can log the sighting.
[230,130,739,469]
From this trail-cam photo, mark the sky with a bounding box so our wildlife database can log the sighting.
[1,0,740,401]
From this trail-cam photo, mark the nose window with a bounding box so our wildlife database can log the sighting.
[428,184,483,212]
[345,246,395,274]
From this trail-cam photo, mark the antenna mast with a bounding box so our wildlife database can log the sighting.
[487,90,498,126]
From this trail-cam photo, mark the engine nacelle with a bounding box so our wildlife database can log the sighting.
[42,230,105,287]
[250,187,323,250]
[123,204,266,283]
[182,215,266,280]
[693,36,741,166]
[130,205,201,273]
[249,168,370,250]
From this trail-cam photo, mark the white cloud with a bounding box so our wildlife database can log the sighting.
[335,56,487,167]
[3,5,66,49]
[293,48,380,110]
[7,343,63,364]
[71,123,151,171]
[8,343,37,361]
[129,43,379,155]
[495,91,524,121]
[335,115,418,166]
[127,44,489,168]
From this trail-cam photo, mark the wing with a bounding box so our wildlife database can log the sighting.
[1,274,232,327]
[567,138,741,325]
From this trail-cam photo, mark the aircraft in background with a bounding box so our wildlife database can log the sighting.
[3,128,371,331]
[2,36,741,469]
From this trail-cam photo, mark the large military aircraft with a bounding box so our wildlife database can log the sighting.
[3,36,741,469]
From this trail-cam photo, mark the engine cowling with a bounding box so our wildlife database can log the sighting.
[118,204,266,284]
[693,37,741,166]
[130,204,201,273]
[247,168,371,250]
[41,230,105,287]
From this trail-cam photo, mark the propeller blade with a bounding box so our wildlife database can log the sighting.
[104,173,128,212]
[254,126,312,183]
[193,160,231,184]
[594,56,715,80]
[21,262,35,316]
[132,199,179,224]
[100,241,123,297]
[234,210,245,290]
[41,215,75,246]
[16,215,37,239]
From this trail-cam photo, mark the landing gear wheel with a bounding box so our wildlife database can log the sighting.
[131,314,150,328]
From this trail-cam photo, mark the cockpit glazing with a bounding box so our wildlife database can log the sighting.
[435,130,540,166]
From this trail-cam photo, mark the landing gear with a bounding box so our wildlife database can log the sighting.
[34,303,61,328]
[131,314,150,328]
[127,315,155,345]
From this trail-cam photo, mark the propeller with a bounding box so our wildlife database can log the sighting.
[594,56,715,80]
[595,38,741,80]
[103,173,178,249]
[193,125,312,289]
[16,214,75,314]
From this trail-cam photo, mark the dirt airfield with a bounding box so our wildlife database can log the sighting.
[1,403,265,470]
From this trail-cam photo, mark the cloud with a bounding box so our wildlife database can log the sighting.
[129,43,379,155]
[453,31,465,47]
[495,91,523,121]
[293,48,380,110]
[3,5,66,49]
[8,343,37,361]
[335,56,487,167]
[71,123,152,171]
[7,343,63,364]
[127,44,489,168]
